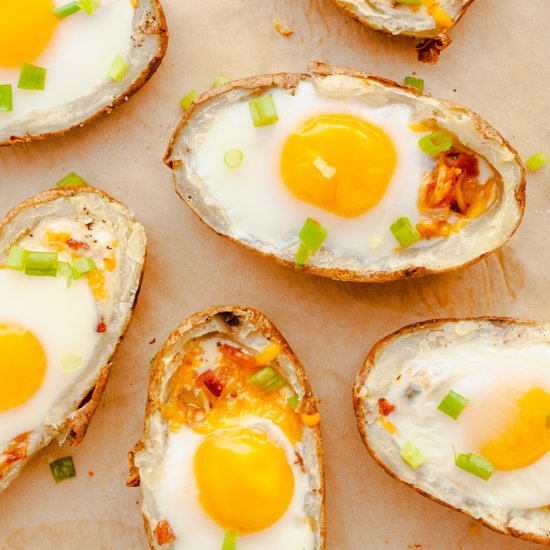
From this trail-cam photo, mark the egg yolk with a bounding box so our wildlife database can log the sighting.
[194,428,294,533]
[0,0,58,68]
[480,388,550,470]
[280,114,397,217]
[0,324,46,411]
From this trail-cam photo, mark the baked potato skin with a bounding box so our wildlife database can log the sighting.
[354,317,550,546]
[128,306,326,550]
[0,187,146,492]
[165,63,526,284]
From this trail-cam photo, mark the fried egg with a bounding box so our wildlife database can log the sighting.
[130,307,324,549]
[165,64,524,282]
[354,318,550,544]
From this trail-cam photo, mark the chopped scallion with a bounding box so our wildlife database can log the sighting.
[6,246,27,270]
[76,0,100,14]
[224,148,243,168]
[56,172,88,187]
[437,390,469,420]
[287,393,299,410]
[107,54,129,82]
[526,151,548,172]
[294,243,309,268]
[72,257,97,278]
[295,217,327,268]
[455,452,494,480]
[222,529,239,550]
[53,1,81,18]
[49,456,76,483]
[418,130,453,156]
[57,261,74,286]
[390,216,421,247]
[0,84,13,112]
[211,74,230,88]
[17,63,47,91]
[248,366,286,392]
[313,156,336,180]
[60,354,84,373]
[404,76,424,93]
[400,441,426,469]
[25,251,58,277]
[180,89,197,111]
[248,94,278,127]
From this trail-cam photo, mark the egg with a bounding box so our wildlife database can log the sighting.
[354,318,550,544]
[0,0,167,145]
[331,0,476,63]
[165,63,525,283]
[129,307,325,550]
[0,186,146,491]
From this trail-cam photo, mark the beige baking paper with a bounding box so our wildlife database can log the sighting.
[0,0,549,548]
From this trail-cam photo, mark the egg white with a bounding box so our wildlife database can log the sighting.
[190,80,436,259]
[386,341,550,509]
[0,0,133,125]
[153,418,315,550]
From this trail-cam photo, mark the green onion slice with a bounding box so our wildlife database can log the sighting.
[400,441,427,469]
[56,172,88,187]
[418,130,453,156]
[390,216,421,247]
[287,393,299,410]
[224,148,243,168]
[57,261,74,287]
[221,529,239,550]
[248,94,279,127]
[294,243,310,269]
[526,151,548,172]
[437,390,469,420]
[72,257,97,278]
[25,251,58,277]
[49,456,76,483]
[248,366,286,392]
[313,155,336,179]
[0,84,13,112]
[180,89,197,111]
[60,354,84,373]
[455,452,494,480]
[18,63,47,91]
[211,74,230,88]
[404,76,424,93]
[76,0,100,14]
[295,218,327,268]
[6,246,27,270]
[107,54,129,82]
[53,1,81,18]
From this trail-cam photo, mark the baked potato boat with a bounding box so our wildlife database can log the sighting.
[128,306,325,549]
[165,63,525,283]
[354,318,550,544]
[331,0,476,63]
[0,186,146,491]
[0,0,168,146]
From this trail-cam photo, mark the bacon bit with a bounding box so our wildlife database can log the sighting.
[155,520,176,545]
[378,398,395,416]
[218,343,258,369]
[294,451,305,474]
[148,337,156,344]
[9,136,23,143]
[0,432,30,480]
[416,34,451,65]
[66,239,90,251]
[196,369,225,398]
[96,319,107,333]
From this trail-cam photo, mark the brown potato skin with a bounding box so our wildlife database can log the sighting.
[0,0,168,147]
[128,306,326,550]
[164,62,526,284]
[353,317,550,546]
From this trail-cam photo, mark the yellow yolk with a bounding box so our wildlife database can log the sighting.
[480,388,550,470]
[281,114,397,218]
[0,324,46,411]
[0,0,59,68]
[194,428,294,533]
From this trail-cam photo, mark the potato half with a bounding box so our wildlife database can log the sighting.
[354,318,550,545]
[331,0,476,63]
[165,63,525,283]
[0,0,168,146]
[0,187,146,491]
[128,306,325,549]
